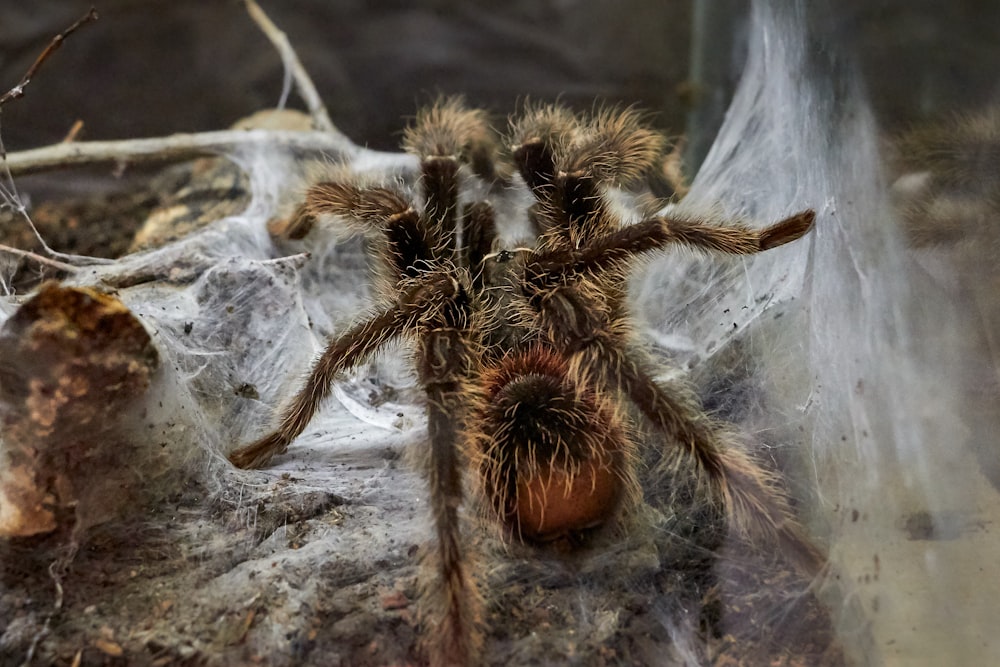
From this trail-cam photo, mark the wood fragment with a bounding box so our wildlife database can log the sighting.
[0,242,79,274]
[2,129,359,177]
[93,638,124,657]
[0,283,160,537]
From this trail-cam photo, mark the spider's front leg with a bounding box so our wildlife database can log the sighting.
[409,272,487,666]
[229,181,438,470]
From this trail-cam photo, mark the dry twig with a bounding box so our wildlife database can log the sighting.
[2,129,360,177]
[0,8,99,108]
[243,0,339,135]
[0,7,103,270]
[0,2,368,271]
[2,1,362,178]
[0,243,79,274]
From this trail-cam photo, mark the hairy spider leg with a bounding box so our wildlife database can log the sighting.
[409,271,485,666]
[228,303,410,469]
[528,208,817,277]
[598,321,823,575]
[246,99,498,666]
[519,214,824,575]
[460,201,497,290]
[399,101,508,664]
[508,107,820,571]
[227,183,433,469]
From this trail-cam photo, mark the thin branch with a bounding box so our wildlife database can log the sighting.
[2,128,360,177]
[0,113,112,266]
[243,0,339,136]
[61,119,85,143]
[0,7,102,269]
[0,8,99,108]
[259,252,311,268]
[0,243,80,273]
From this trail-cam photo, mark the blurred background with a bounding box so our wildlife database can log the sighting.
[1,0,998,161]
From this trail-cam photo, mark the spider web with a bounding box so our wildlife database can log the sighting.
[630,1,1000,664]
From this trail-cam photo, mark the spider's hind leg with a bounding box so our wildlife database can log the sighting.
[586,341,824,575]
[520,246,824,575]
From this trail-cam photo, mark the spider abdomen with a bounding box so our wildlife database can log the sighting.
[513,442,622,544]
[475,347,631,544]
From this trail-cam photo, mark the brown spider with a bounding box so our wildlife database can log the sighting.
[229,99,820,666]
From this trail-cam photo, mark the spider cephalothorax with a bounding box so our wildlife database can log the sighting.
[229,98,820,666]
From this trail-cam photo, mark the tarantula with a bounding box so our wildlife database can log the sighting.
[229,99,820,666]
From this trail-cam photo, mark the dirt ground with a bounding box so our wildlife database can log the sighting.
[0,160,845,666]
